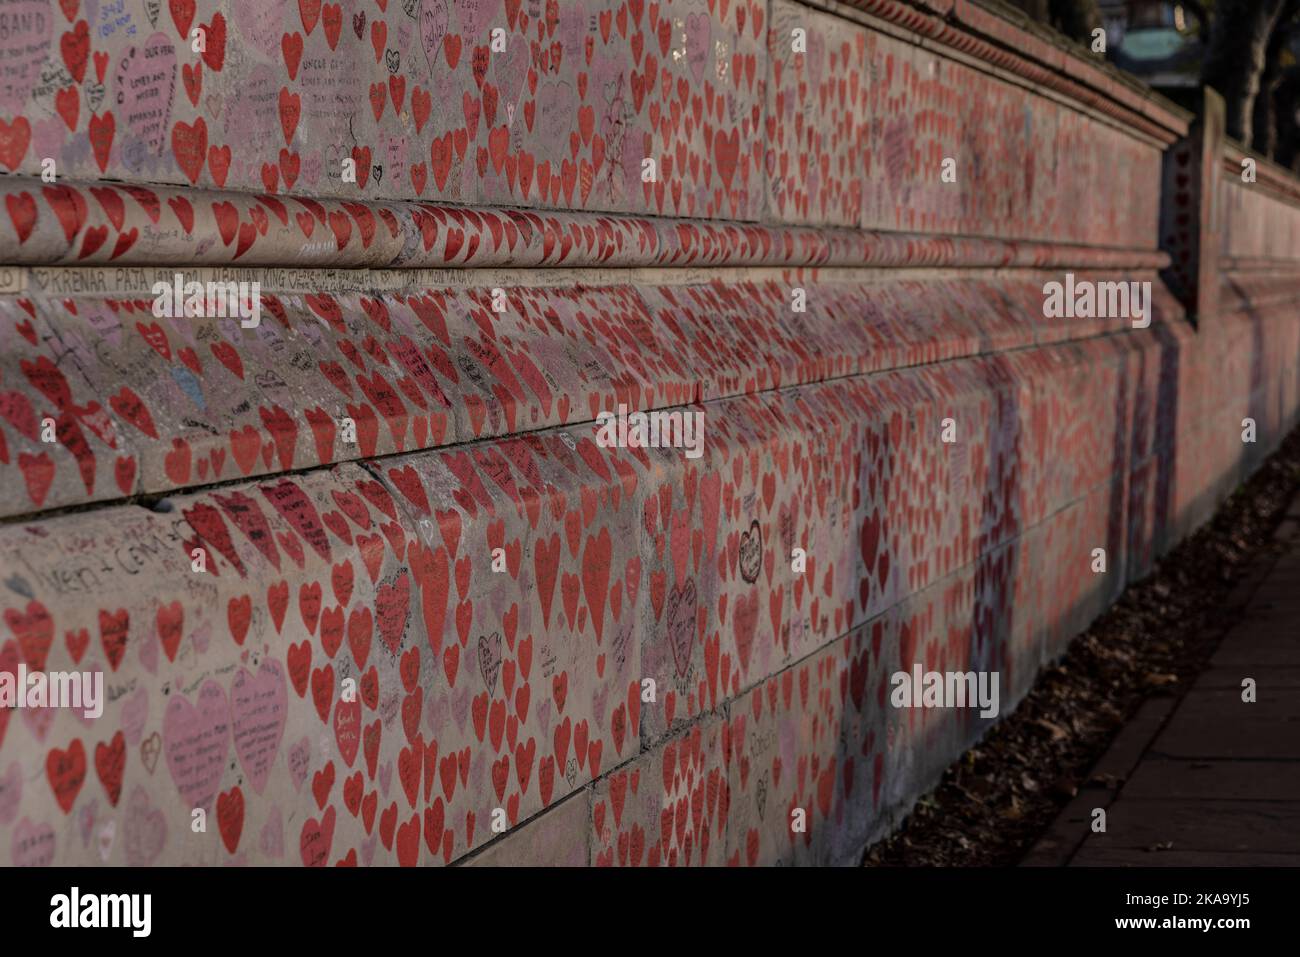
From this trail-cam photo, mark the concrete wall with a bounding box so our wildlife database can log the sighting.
[0,0,1297,866]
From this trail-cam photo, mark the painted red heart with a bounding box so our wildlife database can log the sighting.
[47,739,87,814]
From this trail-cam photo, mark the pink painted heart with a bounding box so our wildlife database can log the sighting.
[120,688,149,746]
[162,679,231,811]
[11,816,55,866]
[231,660,288,794]
[260,805,285,858]
[287,736,312,791]
[123,785,167,866]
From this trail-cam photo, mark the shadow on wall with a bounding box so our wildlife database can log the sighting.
[833,287,1300,865]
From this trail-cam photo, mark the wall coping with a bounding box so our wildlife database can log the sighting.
[835,0,1192,146]
[0,177,1172,272]
[1221,141,1300,211]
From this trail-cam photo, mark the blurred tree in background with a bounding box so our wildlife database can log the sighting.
[1202,0,1293,148]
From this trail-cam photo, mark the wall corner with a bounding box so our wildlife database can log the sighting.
[1160,86,1225,329]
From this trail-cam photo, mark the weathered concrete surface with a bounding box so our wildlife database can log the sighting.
[3,303,1291,866]
[463,789,590,865]
[0,269,1153,518]
[0,0,1298,867]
